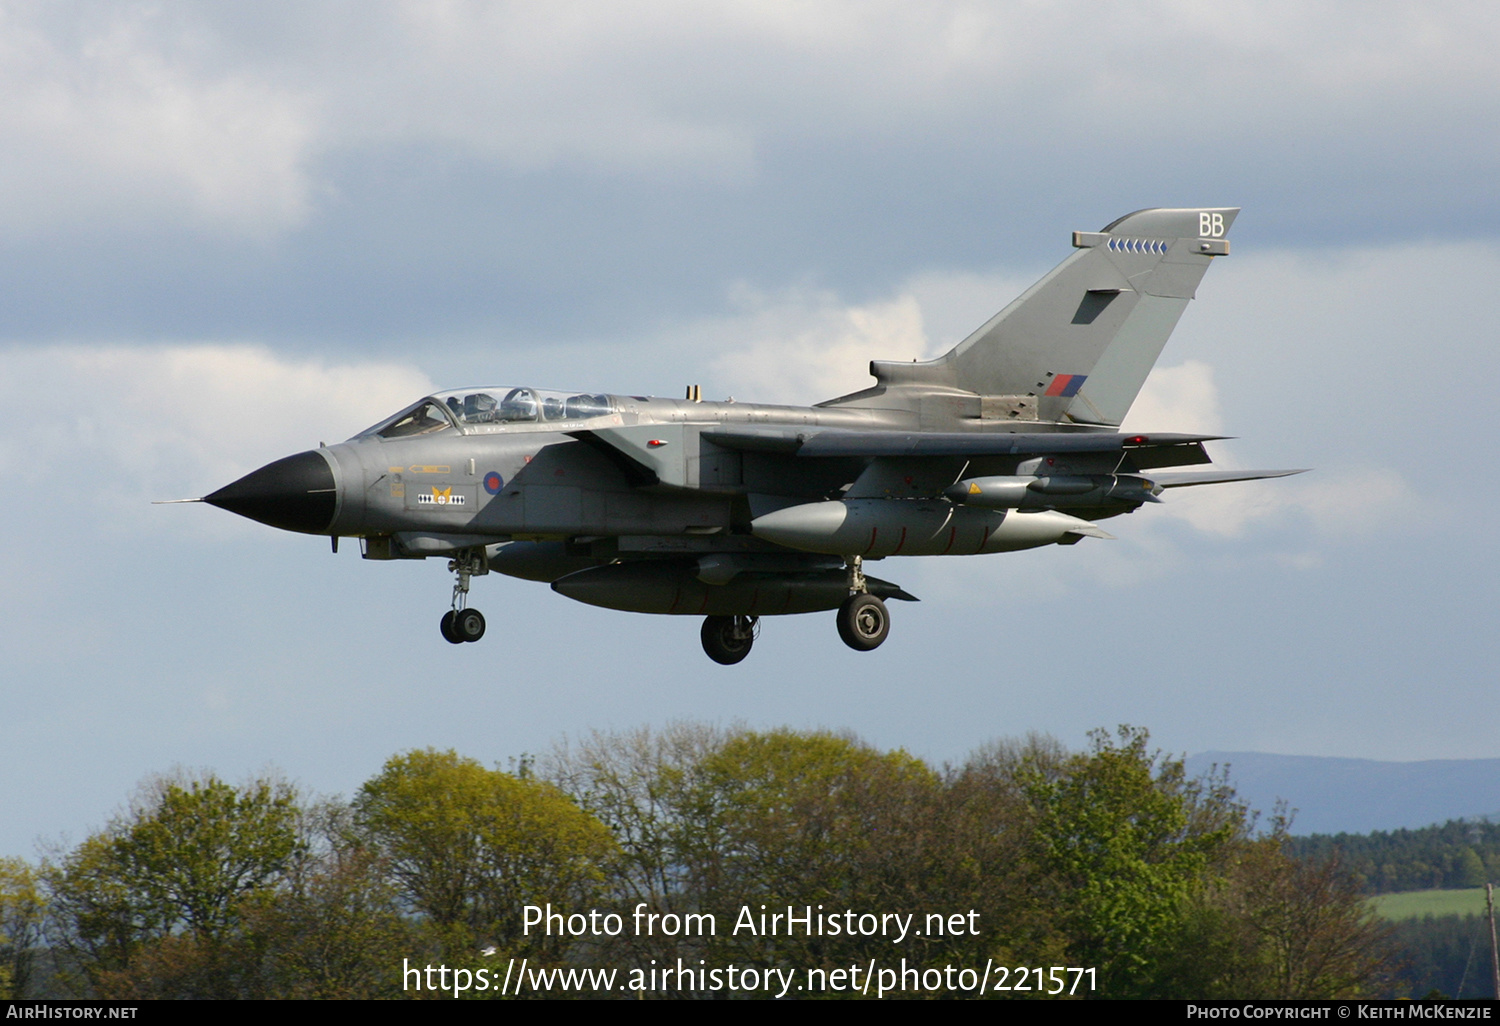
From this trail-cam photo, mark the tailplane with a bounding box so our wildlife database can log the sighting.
[826,207,1237,427]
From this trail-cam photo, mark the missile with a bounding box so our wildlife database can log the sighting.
[943,475,1162,510]
[750,499,1111,557]
[551,560,915,615]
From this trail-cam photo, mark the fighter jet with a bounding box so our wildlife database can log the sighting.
[195,207,1300,663]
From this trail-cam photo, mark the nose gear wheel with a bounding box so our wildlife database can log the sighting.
[452,607,486,642]
[440,549,489,644]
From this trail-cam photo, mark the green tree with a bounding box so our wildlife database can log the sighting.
[698,731,936,889]
[45,833,159,986]
[233,801,419,999]
[44,772,301,995]
[353,748,617,957]
[1458,847,1488,888]
[695,729,944,965]
[0,858,46,998]
[1015,726,1240,996]
[111,775,302,939]
[553,725,984,976]
[949,733,1084,971]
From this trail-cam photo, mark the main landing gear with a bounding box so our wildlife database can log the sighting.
[696,556,893,664]
[701,615,758,665]
[836,555,889,652]
[440,549,487,644]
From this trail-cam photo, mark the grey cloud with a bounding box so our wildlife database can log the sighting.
[1,2,1498,350]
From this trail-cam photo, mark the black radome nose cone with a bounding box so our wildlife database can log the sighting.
[205,450,337,534]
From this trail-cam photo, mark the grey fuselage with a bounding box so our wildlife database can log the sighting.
[201,208,1297,635]
[317,385,1129,559]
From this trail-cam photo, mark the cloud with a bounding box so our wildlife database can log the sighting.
[1123,359,1223,436]
[691,269,1037,404]
[0,344,432,535]
[0,5,317,237]
[3,3,1498,241]
[1281,467,1416,538]
[703,285,932,404]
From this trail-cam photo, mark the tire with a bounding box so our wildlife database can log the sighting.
[701,615,754,665]
[453,608,486,643]
[440,610,462,644]
[837,593,889,651]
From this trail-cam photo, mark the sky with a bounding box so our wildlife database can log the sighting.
[3,1,1499,856]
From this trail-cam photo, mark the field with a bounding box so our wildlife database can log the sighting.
[1372,888,1493,920]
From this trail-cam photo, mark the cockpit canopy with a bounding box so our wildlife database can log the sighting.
[360,387,615,439]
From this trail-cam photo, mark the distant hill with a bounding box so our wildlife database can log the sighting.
[1184,752,1500,836]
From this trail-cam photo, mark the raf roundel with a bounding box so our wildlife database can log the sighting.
[483,472,503,495]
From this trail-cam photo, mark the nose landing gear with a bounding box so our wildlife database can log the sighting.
[441,607,486,644]
[441,549,488,644]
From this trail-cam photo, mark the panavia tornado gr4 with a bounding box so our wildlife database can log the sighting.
[195,207,1300,664]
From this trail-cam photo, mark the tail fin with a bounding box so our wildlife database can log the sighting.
[843,207,1237,426]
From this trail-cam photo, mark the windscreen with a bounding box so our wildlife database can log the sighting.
[357,387,615,439]
[363,399,455,439]
[433,388,614,427]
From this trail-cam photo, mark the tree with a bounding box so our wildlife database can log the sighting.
[547,723,732,972]
[694,729,944,965]
[548,724,722,911]
[697,730,936,890]
[1015,726,1241,996]
[1221,829,1394,998]
[552,725,976,974]
[948,733,1083,971]
[44,772,301,995]
[1458,847,1488,888]
[110,775,302,939]
[232,801,418,999]
[353,748,617,956]
[0,858,45,998]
